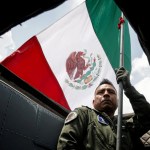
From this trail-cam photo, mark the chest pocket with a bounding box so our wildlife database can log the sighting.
[87,115,116,150]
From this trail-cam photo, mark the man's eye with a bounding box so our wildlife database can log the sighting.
[97,91,104,94]
[109,90,115,94]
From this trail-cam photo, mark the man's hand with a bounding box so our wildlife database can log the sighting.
[115,67,131,90]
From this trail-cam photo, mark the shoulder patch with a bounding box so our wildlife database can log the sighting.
[65,111,78,124]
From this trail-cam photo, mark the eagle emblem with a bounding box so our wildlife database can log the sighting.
[65,49,102,90]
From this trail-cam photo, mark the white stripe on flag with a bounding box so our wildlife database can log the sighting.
[37,2,119,109]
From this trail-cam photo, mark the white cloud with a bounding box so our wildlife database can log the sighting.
[132,53,149,76]
[131,52,150,85]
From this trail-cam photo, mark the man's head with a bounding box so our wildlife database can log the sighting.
[93,79,118,118]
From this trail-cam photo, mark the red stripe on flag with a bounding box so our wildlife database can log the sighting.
[1,36,70,110]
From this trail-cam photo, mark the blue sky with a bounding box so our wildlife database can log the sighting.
[0,0,150,114]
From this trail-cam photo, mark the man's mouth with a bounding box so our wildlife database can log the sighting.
[101,100,112,105]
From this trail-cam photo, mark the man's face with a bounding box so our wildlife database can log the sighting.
[93,84,118,115]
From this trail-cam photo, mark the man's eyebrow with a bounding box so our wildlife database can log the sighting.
[96,88,116,93]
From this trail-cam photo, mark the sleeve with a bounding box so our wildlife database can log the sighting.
[57,108,88,150]
[124,85,150,132]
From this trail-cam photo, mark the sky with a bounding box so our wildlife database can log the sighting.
[0,0,150,114]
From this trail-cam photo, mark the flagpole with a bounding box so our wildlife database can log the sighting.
[116,12,125,150]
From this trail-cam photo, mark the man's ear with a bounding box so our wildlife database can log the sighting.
[93,99,95,105]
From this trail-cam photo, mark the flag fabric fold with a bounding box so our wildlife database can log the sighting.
[1,0,131,110]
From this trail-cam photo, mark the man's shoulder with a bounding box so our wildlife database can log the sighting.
[64,106,93,124]
[72,106,94,116]
[113,113,135,126]
[75,105,93,112]
[115,113,134,120]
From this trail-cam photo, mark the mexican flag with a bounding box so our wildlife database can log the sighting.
[1,0,131,110]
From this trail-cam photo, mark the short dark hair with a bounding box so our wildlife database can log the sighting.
[97,78,116,91]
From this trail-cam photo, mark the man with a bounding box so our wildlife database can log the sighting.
[57,67,150,150]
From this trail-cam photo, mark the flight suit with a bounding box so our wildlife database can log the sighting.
[57,106,133,150]
[57,85,150,150]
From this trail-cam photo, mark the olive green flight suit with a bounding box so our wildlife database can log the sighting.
[57,85,150,150]
[57,106,132,150]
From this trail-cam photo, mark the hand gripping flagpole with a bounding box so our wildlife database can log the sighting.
[116,12,125,150]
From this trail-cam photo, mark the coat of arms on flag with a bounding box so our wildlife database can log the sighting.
[65,49,102,90]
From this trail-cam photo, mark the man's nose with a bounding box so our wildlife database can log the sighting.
[103,90,109,96]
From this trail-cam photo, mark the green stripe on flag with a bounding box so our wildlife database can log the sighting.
[86,0,131,71]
